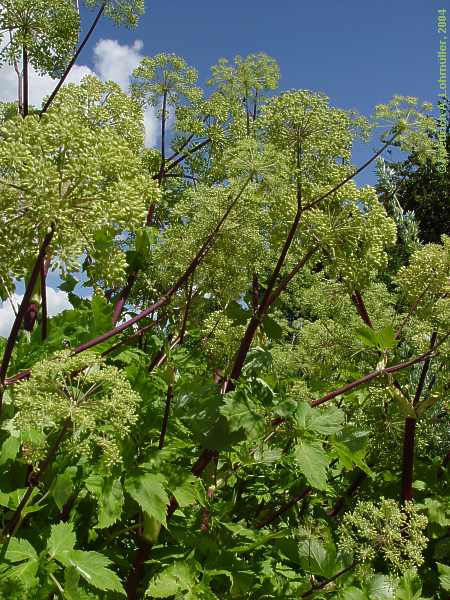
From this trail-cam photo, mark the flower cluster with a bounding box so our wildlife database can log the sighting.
[337,498,428,575]
[12,351,141,467]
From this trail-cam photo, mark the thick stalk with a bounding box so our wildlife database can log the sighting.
[401,417,416,503]
[401,332,437,503]
[22,45,29,117]
[328,470,367,517]
[2,420,70,539]
[112,271,138,325]
[158,90,168,182]
[226,208,303,387]
[255,488,310,529]
[41,3,106,114]
[40,257,48,340]
[71,179,251,355]
[125,540,151,600]
[303,135,397,212]
[158,383,173,449]
[0,227,54,410]
[351,291,372,328]
[310,344,442,408]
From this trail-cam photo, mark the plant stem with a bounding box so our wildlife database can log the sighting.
[301,563,355,597]
[302,135,397,212]
[0,226,54,411]
[41,2,106,114]
[112,271,138,325]
[328,470,367,517]
[72,178,251,355]
[22,45,28,117]
[401,417,416,503]
[310,344,443,408]
[162,139,210,175]
[40,257,48,340]
[401,332,437,503]
[2,419,70,539]
[125,539,151,600]
[158,383,173,449]
[255,488,310,529]
[351,291,372,327]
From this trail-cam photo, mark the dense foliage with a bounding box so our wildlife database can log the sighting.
[0,2,448,599]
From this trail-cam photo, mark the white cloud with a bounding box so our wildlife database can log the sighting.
[0,288,72,338]
[93,39,143,91]
[0,38,158,147]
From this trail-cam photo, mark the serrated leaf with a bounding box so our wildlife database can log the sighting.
[2,558,39,587]
[219,391,264,437]
[437,563,450,591]
[294,441,329,490]
[64,550,125,595]
[5,538,37,563]
[47,522,76,559]
[364,574,395,598]
[262,315,283,340]
[125,473,169,527]
[0,436,20,465]
[395,570,422,600]
[97,478,124,529]
[309,405,345,435]
[59,274,78,293]
[146,561,198,598]
[341,589,369,600]
[298,538,339,578]
[52,467,76,512]
[171,474,199,508]
[355,325,380,348]
[332,441,373,476]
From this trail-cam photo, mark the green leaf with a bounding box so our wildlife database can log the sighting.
[97,478,124,529]
[437,563,450,591]
[63,550,126,595]
[262,315,283,340]
[298,538,339,578]
[225,301,250,325]
[355,325,379,348]
[242,346,272,374]
[295,402,345,435]
[59,274,79,293]
[2,558,39,587]
[333,441,373,476]
[341,588,369,600]
[3,538,39,589]
[376,325,398,350]
[125,473,169,527]
[146,561,198,598]
[5,538,37,563]
[395,570,422,600]
[364,574,395,599]
[0,436,20,465]
[52,467,76,512]
[356,325,398,351]
[171,474,200,508]
[294,440,329,490]
[219,390,265,437]
[47,522,76,559]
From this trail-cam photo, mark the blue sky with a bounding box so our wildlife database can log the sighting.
[77,0,444,184]
[0,0,446,332]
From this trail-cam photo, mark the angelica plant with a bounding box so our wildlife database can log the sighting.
[12,351,141,467]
